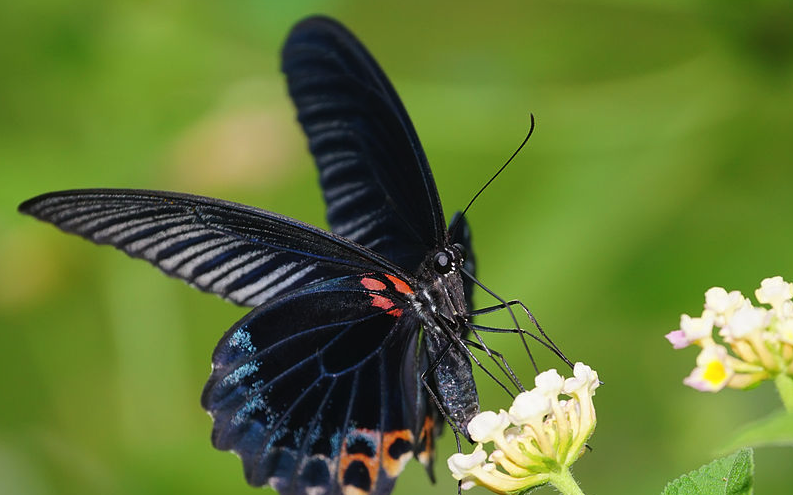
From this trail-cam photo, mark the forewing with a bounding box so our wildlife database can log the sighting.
[202,274,430,495]
[282,16,446,271]
[18,189,406,307]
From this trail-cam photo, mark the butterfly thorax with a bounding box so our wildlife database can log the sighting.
[412,245,480,439]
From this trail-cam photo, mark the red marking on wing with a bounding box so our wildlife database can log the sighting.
[370,295,394,311]
[387,308,403,318]
[385,274,413,295]
[361,277,387,291]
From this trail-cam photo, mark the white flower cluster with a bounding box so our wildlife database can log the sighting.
[666,276,793,392]
[447,363,599,494]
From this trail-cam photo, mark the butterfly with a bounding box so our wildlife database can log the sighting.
[19,15,529,495]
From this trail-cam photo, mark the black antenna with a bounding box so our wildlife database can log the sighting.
[449,114,536,238]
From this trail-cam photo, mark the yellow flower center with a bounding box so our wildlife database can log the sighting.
[703,360,727,384]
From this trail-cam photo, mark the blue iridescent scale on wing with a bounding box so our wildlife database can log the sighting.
[18,14,480,495]
[202,276,425,495]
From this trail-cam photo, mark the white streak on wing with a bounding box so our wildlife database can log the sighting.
[127,223,205,254]
[102,213,185,242]
[340,214,384,242]
[162,238,244,272]
[49,203,112,224]
[223,260,297,302]
[305,482,328,495]
[319,156,357,182]
[209,253,283,294]
[332,208,381,239]
[62,207,142,232]
[323,180,364,202]
[325,186,370,218]
[242,264,318,306]
[193,250,262,289]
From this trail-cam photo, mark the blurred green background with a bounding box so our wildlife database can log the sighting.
[2,1,793,494]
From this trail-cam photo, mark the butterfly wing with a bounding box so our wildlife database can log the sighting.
[202,274,433,495]
[20,188,437,494]
[18,189,408,307]
[20,15,471,495]
[282,16,446,271]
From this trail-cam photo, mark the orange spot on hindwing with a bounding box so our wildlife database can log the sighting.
[382,430,414,477]
[417,416,435,467]
[339,429,380,495]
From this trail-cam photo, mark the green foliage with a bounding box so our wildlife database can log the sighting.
[721,411,793,453]
[662,449,754,495]
[2,1,793,495]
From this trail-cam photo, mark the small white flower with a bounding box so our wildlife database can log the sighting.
[776,318,793,345]
[781,301,793,319]
[467,410,510,443]
[503,426,522,443]
[563,362,600,396]
[704,287,745,318]
[459,480,476,491]
[679,313,714,341]
[683,345,733,392]
[722,302,768,339]
[508,390,551,425]
[448,364,598,495]
[534,369,564,396]
[672,277,793,395]
[665,329,691,349]
[755,276,793,310]
[448,447,487,480]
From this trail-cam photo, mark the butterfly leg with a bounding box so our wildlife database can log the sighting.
[469,299,558,351]
[468,321,572,367]
[469,298,572,368]
[466,324,524,391]
[461,268,538,373]
[462,336,522,389]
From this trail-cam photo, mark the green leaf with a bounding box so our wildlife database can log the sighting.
[720,410,793,453]
[661,448,754,495]
[774,373,793,412]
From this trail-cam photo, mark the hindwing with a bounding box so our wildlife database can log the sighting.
[202,274,432,495]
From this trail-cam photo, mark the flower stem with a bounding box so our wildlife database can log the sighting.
[774,373,793,413]
[548,467,585,495]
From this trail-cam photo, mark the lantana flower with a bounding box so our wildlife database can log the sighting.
[667,276,793,394]
[682,345,734,392]
[447,363,598,495]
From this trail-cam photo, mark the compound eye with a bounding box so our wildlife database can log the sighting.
[452,242,467,262]
[433,251,452,274]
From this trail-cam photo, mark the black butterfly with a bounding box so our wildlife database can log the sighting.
[19,15,533,495]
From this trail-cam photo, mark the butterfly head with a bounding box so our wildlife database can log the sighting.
[432,243,467,275]
[414,242,470,329]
